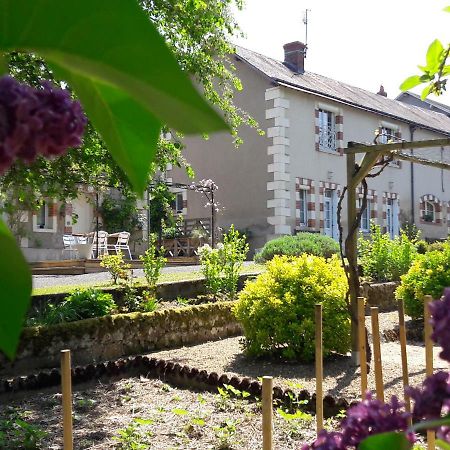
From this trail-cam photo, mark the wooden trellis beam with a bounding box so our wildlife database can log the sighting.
[345,137,450,154]
[395,152,450,170]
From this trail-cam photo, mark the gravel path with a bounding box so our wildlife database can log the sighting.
[149,312,448,403]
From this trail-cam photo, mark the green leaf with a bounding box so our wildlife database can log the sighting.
[400,75,423,91]
[50,63,160,193]
[0,0,228,192]
[437,439,450,450]
[0,0,226,134]
[359,432,412,450]
[0,52,7,75]
[0,219,32,359]
[133,418,154,426]
[421,84,433,100]
[172,408,189,416]
[443,6,450,12]
[426,39,444,73]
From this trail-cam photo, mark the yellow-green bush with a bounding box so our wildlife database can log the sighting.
[396,242,450,319]
[234,255,350,361]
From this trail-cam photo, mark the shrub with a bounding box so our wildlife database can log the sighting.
[234,255,350,361]
[43,288,116,325]
[139,234,166,293]
[254,233,339,263]
[100,252,131,284]
[396,242,450,319]
[358,223,417,282]
[199,225,249,298]
[427,240,446,253]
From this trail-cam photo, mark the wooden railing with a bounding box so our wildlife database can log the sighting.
[175,218,211,237]
[162,237,206,257]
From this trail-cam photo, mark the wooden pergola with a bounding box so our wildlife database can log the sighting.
[344,137,450,363]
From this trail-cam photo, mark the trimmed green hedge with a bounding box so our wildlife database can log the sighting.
[254,233,339,263]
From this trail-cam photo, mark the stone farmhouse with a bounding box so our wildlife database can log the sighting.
[13,42,450,260]
[169,42,450,253]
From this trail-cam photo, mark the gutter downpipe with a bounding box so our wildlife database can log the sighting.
[409,125,416,224]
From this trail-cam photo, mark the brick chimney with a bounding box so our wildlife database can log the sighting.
[283,41,306,74]
[377,85,387,97]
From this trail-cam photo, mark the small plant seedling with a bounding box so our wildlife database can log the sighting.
[172,408,189,416]
[113,418,154,450]
[161,383,172,392]
[0,408,47,450]
[213,419,238,449]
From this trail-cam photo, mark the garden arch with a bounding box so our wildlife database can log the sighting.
[343,137,450,363]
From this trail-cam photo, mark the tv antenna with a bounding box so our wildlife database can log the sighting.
[303,9,310,57]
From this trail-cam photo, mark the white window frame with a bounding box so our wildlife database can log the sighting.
[32,200,57,233]
[174,192,184,214]
[359,198,371,232]
[379,121,401,167]
[424,201,435,223]
[318,109,336,152]
[298,188,308,227]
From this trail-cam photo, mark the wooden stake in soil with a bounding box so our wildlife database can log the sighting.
[424,295,435,450]
[61,349,73,450]
[315,304,324,433]
[262,376,273,450]
[357,297,368,399]
[370,307,384,402]
[397,299,411,418]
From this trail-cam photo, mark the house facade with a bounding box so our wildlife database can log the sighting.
[168,42,450,254]
[11,41,450,260]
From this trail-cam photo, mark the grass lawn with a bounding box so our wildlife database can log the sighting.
[32,263,265,296]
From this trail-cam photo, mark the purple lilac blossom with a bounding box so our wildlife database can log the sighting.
[407,371,450,422]
[0,76,86,173]
[429,288,450,363]
[301,393,411,450]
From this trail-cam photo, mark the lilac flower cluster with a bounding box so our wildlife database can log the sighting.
[0,76,86,173]
[429,288,450,363]
[408,371,450,422]
[301,393,411,450]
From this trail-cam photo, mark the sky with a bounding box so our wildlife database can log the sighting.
[234,0,450,104]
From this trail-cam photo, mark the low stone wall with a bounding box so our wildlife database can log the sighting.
[1,302,241,376]
[360,281,399,311]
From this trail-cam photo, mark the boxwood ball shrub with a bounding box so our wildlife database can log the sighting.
[43,288,117,325]
[396,242,450,319]
[254,232,339,263]
[234,254,350,361]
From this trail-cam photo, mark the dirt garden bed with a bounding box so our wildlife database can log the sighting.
[0,376,324,449]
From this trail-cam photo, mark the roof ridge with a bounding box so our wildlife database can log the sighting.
[234,44,450,134]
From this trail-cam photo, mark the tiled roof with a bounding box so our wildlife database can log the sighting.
[235,45,450,135]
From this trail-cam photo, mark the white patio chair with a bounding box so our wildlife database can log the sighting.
[62,234,78,259]
[91,231,109,259]
[107,231,132,259]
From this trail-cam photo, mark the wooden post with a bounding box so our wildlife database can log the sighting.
[346,152,359,365]
[61,349,73,450]
[424,296,435,450]
[315,304,324,433]
[358,297,368,399]
[262,376,273,450]
[370,307,384,402]
[397,299,411,418]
